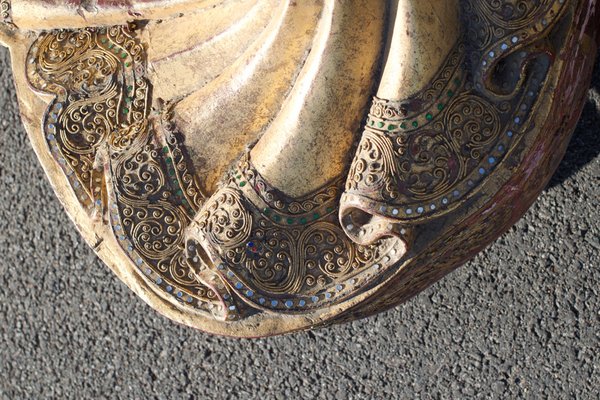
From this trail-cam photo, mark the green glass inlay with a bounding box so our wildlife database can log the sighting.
[239,181,247,187]
[377,122,384,129]
[274,215,281,222]
[263,208,271,215]
[400,122,407,129]
[426,113,433,121]
[121,53,127,59]
[412,121,418,128]
[447,90,454,97]
[313,212,320,220]
[388,124,397,131]
[437,103,444,111]
[287,218,295,225]
[122,108,129,114]
[299,217,308,225]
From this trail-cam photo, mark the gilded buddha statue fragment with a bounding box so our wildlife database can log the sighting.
[0,0,598,336]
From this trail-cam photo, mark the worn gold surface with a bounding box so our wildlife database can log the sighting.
[0,0,598,337]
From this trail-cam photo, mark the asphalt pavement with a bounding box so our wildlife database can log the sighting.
[0,47,598,399]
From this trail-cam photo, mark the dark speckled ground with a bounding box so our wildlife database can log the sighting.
[0,47,598,399]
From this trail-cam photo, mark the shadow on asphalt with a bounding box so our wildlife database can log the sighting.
[548,58,600,188]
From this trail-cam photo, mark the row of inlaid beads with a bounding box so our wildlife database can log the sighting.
[232,168,337,226]
[366,77,463,134]
[372,69,546,223]
[213,247,400,313]
[109,203,226,315]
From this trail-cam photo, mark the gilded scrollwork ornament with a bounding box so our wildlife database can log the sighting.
[0,0,598,336]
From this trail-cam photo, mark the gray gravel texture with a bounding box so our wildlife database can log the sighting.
[0,45,598,400]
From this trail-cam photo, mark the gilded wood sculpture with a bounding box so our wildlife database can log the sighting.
[0,0,598,337]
